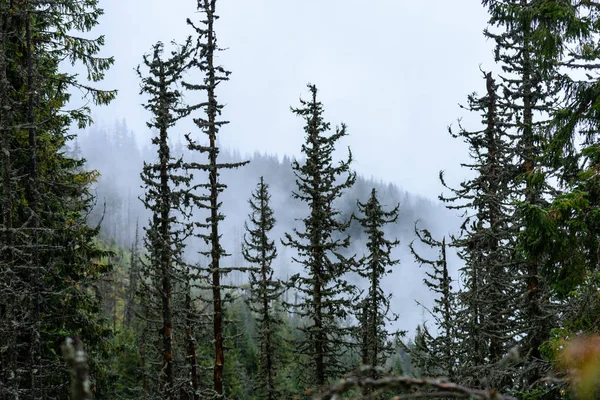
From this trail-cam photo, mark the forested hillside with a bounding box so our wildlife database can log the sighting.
[74,121,455,335]
[76,120,450,251]
[4,0,600,399]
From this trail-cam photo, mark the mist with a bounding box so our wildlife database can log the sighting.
[75,119,462,338]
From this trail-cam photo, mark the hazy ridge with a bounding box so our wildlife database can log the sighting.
[76,120,460,334]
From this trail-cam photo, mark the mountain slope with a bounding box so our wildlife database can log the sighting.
[75,120,459,335]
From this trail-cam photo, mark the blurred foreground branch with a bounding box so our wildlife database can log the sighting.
[61,336,93,400]
[313,374,518,400]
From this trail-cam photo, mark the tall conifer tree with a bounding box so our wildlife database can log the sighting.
[480,4,587,384]
[242,177,282,400]
[409,225,455,381]
[0,0,115,397]
[542,4,600,295]
[354,188,402,380]
[182,0,249,394]
[282,84,357,388]
[137,40,193,399]
[440,71,519,388]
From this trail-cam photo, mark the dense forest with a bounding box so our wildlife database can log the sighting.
[4,0,600,399]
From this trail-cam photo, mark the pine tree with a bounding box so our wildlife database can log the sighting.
[282,84,357,389]
[137,40,193,399]
[409,225,455,381]
[182,0,249,395]
[354,188,402,380]
[242,177,282,400]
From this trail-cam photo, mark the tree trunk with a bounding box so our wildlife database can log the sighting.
[185,274,199,400]
[205,1,224,393]
[159,65,174,395]
[25,8,42,397]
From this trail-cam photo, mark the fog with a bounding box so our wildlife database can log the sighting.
[66,1,502,338]
[75,120,462,338]
[77,0,495,199]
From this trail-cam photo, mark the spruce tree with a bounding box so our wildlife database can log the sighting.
[542,4,600,295]
[242,177,282,400]
[0,0,115,397]
[409,225,455,381]
[182,0,249,394]
[481,1,586,384]
[282,84,357,389]
[137,40,193,399]
[440,71,518,388]
[535,9,600,396]
[354,188,402,380]
[411,324,440,379]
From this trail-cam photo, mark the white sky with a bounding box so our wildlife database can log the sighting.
[86,0,494,200]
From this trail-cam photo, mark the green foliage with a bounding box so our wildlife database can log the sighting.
[242,177,284,400]
[409,227,455,381]
[99,327,143,399]
[136,38,194,399]
[354,188,403,379]
[0,0,116,397]
[282,84,357,388]
[223,300,260,399]
[9,1,600,399]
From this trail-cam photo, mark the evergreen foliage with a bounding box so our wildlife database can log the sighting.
[282,84,357,389]
[480,1,584,385]
[242,177,283,400]
[136,40,194,399]
[181,0,250,395]
[354,188,403,380]
[440,71,520,389]
[8,1,600,399]
[409,225,455,381]
[124,221,141,329]
[0,0,116,397]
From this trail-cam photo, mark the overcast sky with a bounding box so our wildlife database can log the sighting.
[85,0,493,200]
